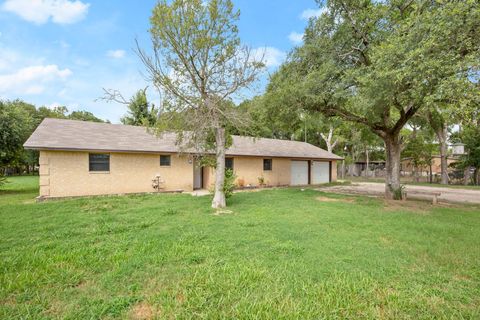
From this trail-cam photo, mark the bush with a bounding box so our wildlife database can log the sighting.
[223,169,237,198]
[391,184,405,200]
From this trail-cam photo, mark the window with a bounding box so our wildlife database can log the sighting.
[89,153,110,172]
[225,158,234,170]
[160,155,171,166]
[263,159,272,171]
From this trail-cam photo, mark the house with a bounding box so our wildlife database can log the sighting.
[401,156,459,176]
[24,118,342,199]
[346,160,385,177]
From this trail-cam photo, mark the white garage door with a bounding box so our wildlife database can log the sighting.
[312,161,330,184]
[291,161,309,186]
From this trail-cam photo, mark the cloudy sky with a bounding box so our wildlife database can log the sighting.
[0,0,324,122]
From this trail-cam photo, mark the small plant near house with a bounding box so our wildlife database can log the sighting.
[237,178,245,188]
[257,176,265,187]
[223,169,237,199]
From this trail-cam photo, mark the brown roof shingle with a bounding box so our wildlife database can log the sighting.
[24,118,342,160]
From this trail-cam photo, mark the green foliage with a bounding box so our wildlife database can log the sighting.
[455,125,480,185]
[0,99,105,173]
[390,184,405,201]
[223,168,236,198]
[0,100,34,168]
[2,176,480,318]
[461,126,480,169]
[121,88,158,126]
[262,0,479,194]
[402,127,436,171]
[69,110,105,123]
[143,0,263,207]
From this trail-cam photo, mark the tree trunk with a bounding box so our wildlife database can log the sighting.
[429,162,433,184]
[212,127,226,209]
[365,149,369,179]
[464,166,471,185]
[341,160,345,179]
[384,134,402,199]
[435,126,449,185]
[320,125,337,153]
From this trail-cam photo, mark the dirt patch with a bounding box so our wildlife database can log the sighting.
[213,209,234,216]
[129,302,155,320]
[176,293,185,304]
[315,196,355,203]
[382,199,433,214]
[74,279,89,290]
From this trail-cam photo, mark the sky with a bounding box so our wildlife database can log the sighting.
[0,0,324,123]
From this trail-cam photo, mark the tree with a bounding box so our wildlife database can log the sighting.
[121,88,158,126]
[69,110,105,123]
[137,0,264,208]
[458,126,480,185]
[267,0,479,199]
[0,100,106,175]
[402,124,436,183]
[0,101,32,171]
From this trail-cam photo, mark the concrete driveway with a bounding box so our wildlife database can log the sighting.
[321,182,480,205]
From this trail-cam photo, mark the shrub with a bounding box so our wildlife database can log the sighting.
[258,176,265,187]
[391,184,405,200]
[223,169,236,198]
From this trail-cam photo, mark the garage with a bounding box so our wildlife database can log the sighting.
[312,161,330,184]
[291,160,309,185]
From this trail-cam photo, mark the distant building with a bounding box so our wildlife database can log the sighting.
[401,156,458,177]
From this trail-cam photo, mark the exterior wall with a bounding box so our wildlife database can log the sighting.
[203,157,337,189]
[401,157,458,175]
[331,161,337,182]
[38,151,338,198]
[234,157,291,187]
[39,150,194,198]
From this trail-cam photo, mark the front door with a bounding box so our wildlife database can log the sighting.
[194,164,203,190]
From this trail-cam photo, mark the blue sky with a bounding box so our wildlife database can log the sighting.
[0,0,323,122]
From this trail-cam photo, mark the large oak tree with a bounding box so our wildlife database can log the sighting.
[266,0,479,198]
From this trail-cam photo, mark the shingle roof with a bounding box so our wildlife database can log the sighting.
[24,118,342,160]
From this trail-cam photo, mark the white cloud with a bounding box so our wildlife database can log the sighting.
[106,50,126,59]
[288,32,304,44]
[300,7,327,20]
[252,47,287,68]
[2,0,90,25]
[0,65,72,95]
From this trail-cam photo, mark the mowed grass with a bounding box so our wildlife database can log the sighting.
[1,177,480,319]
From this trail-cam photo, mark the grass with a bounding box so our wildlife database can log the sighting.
[1,176,480,319]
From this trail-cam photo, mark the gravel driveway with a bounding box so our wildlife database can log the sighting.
[321,182,480,205]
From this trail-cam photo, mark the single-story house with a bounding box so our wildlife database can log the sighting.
[401,156,459,176]
[24,118,342,199]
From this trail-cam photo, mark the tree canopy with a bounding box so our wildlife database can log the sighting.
[263,0,480,198]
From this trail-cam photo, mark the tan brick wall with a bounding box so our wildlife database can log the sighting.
[39,150,194,198]
[203,157,337,189]
[39,151,338,197]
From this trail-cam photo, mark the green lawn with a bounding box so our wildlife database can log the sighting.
[1,177,480,319]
